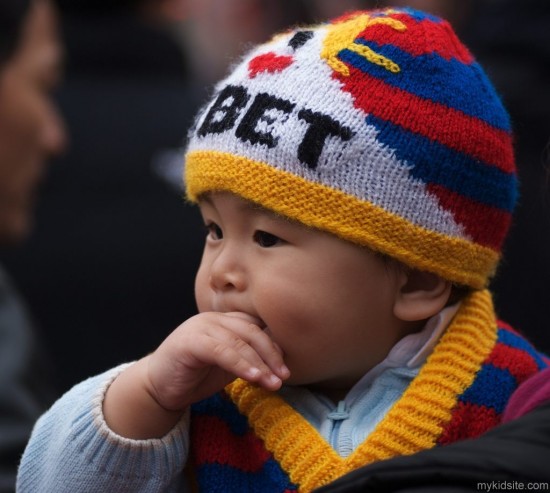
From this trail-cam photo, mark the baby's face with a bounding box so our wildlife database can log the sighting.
[195,192,408,398]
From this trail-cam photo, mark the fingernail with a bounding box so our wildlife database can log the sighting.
[268,374,281,386]
[279,365,290,378]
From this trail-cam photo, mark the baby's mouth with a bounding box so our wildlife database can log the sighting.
[253,315,265,328]
[262,324,273,338]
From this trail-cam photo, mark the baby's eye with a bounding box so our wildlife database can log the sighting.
[253,230,281,247]
[205,222,223,240]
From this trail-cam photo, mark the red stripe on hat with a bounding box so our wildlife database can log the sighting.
[427,184,512,250]
[336,67,515,174]
[358,12,474,64]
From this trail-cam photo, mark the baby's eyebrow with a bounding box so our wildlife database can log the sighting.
[245,201,270,213]
[199,194,214,206]
[199,193,295,224]
[245,200,288,221]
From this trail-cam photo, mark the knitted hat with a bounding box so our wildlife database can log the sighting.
[184,7,517,289]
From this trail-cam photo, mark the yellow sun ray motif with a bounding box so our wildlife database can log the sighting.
[321,12,407,76]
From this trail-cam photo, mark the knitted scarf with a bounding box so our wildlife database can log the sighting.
[189,290,548,492]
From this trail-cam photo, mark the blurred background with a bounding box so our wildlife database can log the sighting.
[0,0,548,399]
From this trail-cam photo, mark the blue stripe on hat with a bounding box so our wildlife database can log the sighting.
[366,114,517,211]
[338,44,511,131]
[372,7,442,23]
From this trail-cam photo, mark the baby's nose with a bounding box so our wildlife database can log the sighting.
[209,246,247,292]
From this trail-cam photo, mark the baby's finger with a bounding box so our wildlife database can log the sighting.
[196,334,283,390]
[223,312,263,326]
[212,316,290,380]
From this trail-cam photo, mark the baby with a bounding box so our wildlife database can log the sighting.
[18,7,548,493]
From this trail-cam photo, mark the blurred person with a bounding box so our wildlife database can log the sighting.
[0,0,66,490]
[0,0,66,242]
[0,0,206,394]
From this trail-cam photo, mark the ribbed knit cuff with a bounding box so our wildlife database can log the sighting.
[80,363,190,482]
[17,363,190,492]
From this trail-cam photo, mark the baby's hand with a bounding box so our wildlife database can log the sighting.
[103,312,289,439]
[146,311,290,411]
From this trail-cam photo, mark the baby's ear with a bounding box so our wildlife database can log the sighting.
[393,268,452,322]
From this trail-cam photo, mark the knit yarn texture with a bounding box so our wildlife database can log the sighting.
[184,7,517,289]
[189,290,549,492]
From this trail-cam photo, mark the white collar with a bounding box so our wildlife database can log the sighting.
[344,302,461,406]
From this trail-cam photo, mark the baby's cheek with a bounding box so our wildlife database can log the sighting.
[194,273,211,313]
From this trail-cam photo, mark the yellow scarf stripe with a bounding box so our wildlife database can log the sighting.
[185,151,498,289]
[226,290,498,492]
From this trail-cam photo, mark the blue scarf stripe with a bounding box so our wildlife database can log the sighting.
[459,363,517,414]
[195,460,296,492]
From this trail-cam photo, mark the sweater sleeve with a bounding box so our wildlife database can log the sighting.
[16,363,191,493]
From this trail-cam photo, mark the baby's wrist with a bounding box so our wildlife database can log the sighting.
[103,358,185,440]
[141,355,195,413]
